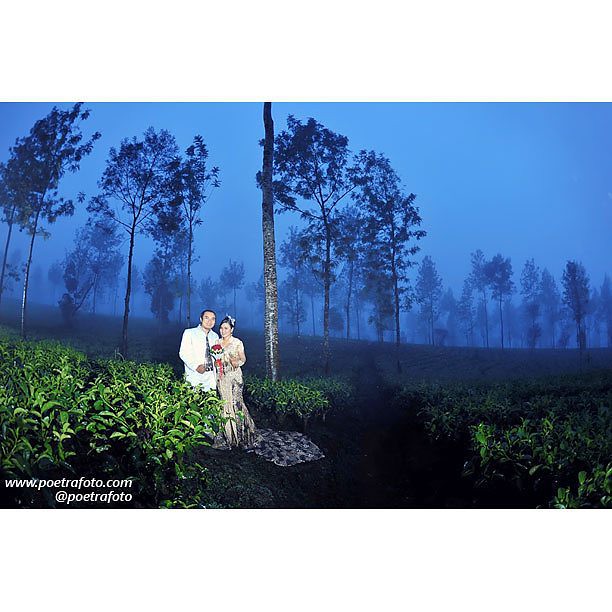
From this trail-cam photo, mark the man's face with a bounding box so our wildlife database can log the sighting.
[200,311,216,331]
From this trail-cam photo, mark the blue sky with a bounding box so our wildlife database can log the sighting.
[0,102,610,300]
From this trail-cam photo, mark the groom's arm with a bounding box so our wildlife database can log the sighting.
[179,330,205,373]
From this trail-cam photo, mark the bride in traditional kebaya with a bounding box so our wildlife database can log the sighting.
[212,315,257,449]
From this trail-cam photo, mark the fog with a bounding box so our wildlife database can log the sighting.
[1,102,610,348]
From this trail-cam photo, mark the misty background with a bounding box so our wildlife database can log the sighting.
[0,102,610,348]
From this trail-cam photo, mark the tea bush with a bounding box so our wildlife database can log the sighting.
[244,376,329,429]
[390,371,612,508]
[244,375,355,428]
[0,339,225,508]
[296,377,354,420]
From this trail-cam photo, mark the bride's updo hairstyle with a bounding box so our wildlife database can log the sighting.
[220,315,236,330]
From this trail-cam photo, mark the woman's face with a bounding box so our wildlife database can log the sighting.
[220,322,232,338]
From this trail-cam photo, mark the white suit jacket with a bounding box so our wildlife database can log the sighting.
[178,326,220,390]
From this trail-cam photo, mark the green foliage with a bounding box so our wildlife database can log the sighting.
[297,376,354,419]
[553,465,612,509]
[0,338,225,508]
[391,371,612,508]
[244,376,328,422]
[244,375,354,429]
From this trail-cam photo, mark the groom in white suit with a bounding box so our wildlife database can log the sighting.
[179,309,219,391]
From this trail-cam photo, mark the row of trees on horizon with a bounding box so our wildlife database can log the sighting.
[414,252,611,351]
[2,233,609,354]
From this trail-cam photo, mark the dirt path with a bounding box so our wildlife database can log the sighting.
[302,365,473,508]
[199,364,477,508]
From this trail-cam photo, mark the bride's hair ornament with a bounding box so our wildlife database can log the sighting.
[222,314,236,328]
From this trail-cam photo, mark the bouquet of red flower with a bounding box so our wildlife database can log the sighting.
[210,344,224,378]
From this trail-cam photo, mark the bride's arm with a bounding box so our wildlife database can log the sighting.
[230,340,246,367]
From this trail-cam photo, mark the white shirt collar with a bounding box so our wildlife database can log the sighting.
[197,325,216,336]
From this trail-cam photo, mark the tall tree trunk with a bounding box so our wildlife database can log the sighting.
[0,203,17,307]
[311,294,315,336]
[187,225,193,326]
[482,289,489,348]
[21,208,42,339]
[295,284,300,337]
[346,259,353,340]
[391,261,401,372]
[120,226,136,357]
[577,319,586,351]
[355,294,361,340]
[262,102,280,381]
[323,221,331,374]
[499,295,504,349]
[430,300,434,346]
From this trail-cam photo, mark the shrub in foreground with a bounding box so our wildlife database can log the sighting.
[390,372,612,508]
[0,339,224,508]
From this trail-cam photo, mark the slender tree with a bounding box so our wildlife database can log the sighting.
[329,305,344,337]
[0,162,24,307]
[273,115,356,374]
[0,250,21,300]
[457,278,476,346]
[129,265,142,317]
[59,245,95,326]
[562,260,590,352]
[10,104,100,338]
[586,288,601,347]
[259,102,280,380]
[221,259,245,317]
[335,205,365,340]
[351,151,425,369]
[485,253,514,349]
[476,300,488,347]
[291,227,327,337]
[47,261,64,303]
[279,227,308,337]
[599,275,612,348]
[301,267,322,337]
[88,127,178,356]
[198,276,219,311]
[469,249,490,348]
[279,277,306,335]
[362,263,394,342]
[245,273,265,330]
[143,254,177,324]
[110,269,122,317]
[503,298,519,348]
[87,219,124,315]
[540,268,561,348]
[143,209,184,325]
[415,255,443,345]
[440,288,459,346]
[60,219,124,323]
[521,258,541,349]
[168,135,220,326]
[169,228,190,323]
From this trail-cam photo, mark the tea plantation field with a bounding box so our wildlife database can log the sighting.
[1,300,611,508]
